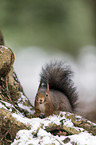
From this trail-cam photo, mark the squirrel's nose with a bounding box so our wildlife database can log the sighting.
[39,100,42,104]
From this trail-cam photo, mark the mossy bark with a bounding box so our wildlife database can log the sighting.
[65,113,96,135]
[45,112,96,136]
[0,109,30,145]
[0,45,34,116]
[0,45,34,144]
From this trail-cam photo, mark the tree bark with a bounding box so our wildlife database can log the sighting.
[0,45,34,144]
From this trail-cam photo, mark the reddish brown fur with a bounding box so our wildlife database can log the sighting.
[34,83,72,117]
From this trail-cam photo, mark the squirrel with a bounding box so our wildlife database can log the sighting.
[33,61,78,118]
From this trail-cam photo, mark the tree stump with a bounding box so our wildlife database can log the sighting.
[0,45,34,145]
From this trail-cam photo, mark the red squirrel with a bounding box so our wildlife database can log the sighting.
[34,62,78,118]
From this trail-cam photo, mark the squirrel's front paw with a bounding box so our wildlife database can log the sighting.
[39,113,45,119]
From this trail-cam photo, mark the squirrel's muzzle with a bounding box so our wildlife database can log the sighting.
[39,100,43,104]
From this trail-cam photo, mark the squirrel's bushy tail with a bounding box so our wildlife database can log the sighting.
[40,61,78,110]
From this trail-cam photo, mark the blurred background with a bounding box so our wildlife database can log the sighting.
[0,0,96,121]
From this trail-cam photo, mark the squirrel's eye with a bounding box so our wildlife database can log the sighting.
[46,93,48,97]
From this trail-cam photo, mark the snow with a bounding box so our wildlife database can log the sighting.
[0,102,8,110]
[0,97,34,115]
[17,93,27,103]
[0,100,16,112]
[17,102,34,114]
[12,112,74,129]
[70,132,96,145]
[11,112,96,145]
[12,129,96,145]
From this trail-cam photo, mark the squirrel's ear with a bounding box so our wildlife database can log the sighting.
[37,83,41,92]
[46,83,49,93]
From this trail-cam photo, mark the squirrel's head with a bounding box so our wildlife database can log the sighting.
[36,83,49,104]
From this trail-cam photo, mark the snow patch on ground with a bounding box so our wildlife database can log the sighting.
[11,112,96,145]
[70,132,96,145]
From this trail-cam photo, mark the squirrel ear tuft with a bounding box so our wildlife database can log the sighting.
[46,83,49,93]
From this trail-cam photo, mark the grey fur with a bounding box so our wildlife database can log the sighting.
[40,61,78,111]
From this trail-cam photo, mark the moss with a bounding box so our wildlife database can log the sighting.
[63,137,70,144]
[0,108,30,144]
